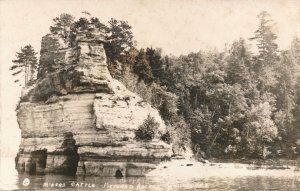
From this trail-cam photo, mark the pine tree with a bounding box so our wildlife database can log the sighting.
[105,18,134,63]
[50,13,75,45]
[274,51,295,135]
[250,11,279,65]
[11,45,38,87]
[226,39,252,86]
[50,13,74,34]
[133,49,153,83]
[250,11,279,92]
[146,47,164,83]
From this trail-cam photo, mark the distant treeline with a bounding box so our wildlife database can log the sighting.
[11,11,300,159]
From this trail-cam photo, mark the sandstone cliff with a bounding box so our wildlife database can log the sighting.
[15,25,171,177]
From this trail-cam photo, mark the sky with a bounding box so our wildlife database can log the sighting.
[0,0,300,157]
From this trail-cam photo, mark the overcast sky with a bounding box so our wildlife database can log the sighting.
[1,0,300,157]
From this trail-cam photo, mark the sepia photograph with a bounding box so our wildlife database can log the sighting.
[1,0,300,190]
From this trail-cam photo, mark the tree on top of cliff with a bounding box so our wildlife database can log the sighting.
[49,13,134,65]
[90,17,110,32]
[106,18,134,61]
[50,13,75,33]
[50,13,75,45]
[11,45,38,87]
[105,18,135,76]
[49,13,109,46]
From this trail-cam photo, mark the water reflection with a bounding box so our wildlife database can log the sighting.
[2,157,300,191]
[11,173,300,190]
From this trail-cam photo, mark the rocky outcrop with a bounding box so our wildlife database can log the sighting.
[26,27,112,102]
[15,26,171,176]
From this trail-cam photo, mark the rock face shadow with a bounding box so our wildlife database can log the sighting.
[115,169,124,178]
[15,149,47,175]
[16,132,79,175]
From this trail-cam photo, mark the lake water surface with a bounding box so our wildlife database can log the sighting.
[1,157,300,190]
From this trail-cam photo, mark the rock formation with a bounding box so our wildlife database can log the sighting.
[15,25,171,177]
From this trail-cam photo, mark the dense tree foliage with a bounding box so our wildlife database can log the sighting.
[106,19,134,63]
[50,13,75,45]
[133,49,153,83]
[13,11,300,159]
[118,11,300,159]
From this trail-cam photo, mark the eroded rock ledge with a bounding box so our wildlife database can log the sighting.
[15,25,171,177]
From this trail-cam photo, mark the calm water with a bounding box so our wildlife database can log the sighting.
[1,157,300,191]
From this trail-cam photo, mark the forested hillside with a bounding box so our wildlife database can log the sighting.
[12,11,300,160]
